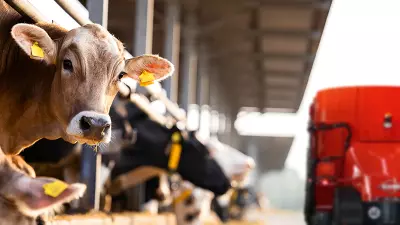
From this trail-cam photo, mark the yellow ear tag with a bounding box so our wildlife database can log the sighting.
[174,189,192,205]
[139,70,155,86]
[171,132,181,142]
[168,132,182,171]
[43,180,68,198]
[30,42,44,59]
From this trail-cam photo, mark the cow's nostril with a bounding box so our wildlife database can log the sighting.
[80,116,92,130]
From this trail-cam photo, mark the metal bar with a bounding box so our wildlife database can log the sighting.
[130,0,155,211]
[197,44,210,106]
[80,146,101,211]
[87,0,108,28]
[54,0,91,25]
[179,7,198,112]
[5,0,49,22]
[196,44,210,132]
[134,0,154,55]
[162,0,181,103]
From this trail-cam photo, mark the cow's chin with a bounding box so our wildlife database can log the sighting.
[63,133,111,146]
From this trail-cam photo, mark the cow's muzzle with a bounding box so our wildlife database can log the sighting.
[66,111,112,144]
[80,116,110,140]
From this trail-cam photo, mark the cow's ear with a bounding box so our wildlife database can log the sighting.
[9,176,86,217]
[11,24,57,64]
[124,54,174,82]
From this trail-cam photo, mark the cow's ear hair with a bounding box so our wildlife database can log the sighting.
[8,176,86,217]
[124,54,174,82]
[11,23,57,64]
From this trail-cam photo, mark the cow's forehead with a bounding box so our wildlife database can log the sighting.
[66,25,120,56]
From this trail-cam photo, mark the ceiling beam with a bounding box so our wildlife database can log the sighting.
[200,29,322,40]
[211,52,315,61]
[216,68,307,78]
[250,5,264,110]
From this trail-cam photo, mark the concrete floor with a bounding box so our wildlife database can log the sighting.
[245,209,306,225]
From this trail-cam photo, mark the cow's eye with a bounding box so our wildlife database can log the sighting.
[118,72,127,80]
[63,60,73,72]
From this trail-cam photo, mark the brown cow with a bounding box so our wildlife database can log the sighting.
[0,149,86,225]
[0,1,174,155]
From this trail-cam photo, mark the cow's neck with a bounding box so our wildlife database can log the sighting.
[0,44,61,155]
[0,12,67,155]
[0,86,61,155]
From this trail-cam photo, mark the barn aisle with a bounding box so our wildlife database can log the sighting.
[244,209,306,225]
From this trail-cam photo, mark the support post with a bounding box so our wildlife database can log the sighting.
[228,107,240,149]
[128,0,155,211]
[247,137,260,189]
[86,0,108,28]
[79,0,109,212]
[179,7,198,112]
[162,0,181,103]
[197,44,210,138]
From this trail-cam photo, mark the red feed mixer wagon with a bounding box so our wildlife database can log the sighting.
[304,86,400,225]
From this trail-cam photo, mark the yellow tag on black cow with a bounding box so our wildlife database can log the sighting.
[139,70,155,86]
[31,42,44,59]
[171,132,181,142]
[43,180,68,198]
[174,189,192,205]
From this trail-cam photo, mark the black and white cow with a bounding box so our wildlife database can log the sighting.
[106,99,231,200]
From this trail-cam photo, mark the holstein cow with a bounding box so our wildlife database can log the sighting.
[137,100,257,224]
[135,130,256,225]
[106,100,231,202]
[0,0,174,155]
[0,149,86,225]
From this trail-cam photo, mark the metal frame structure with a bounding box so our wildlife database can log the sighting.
[4,0,331,212]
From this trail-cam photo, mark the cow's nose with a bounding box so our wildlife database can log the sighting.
[80,116,111,139]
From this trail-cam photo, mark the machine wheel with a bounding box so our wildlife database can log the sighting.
[332,187,363,225]
[304,145,316,224]
[304,179,315,224]
[311,211,332,225]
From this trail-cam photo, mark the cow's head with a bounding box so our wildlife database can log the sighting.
[0,149,86,225]
[10,23,173,145]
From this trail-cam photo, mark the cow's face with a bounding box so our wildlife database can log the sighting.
[174,132,231,196]
[10,23,174,145]
[0,150,86,225]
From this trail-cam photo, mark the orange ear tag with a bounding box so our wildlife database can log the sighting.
[43,180,68,198]
[30,42,44,59]
[139,70,155,86]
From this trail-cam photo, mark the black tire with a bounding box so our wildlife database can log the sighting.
[304,180,315,224]
[312,211,332,225]
[304,142,316,224]
[332,187,363,225]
